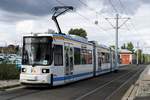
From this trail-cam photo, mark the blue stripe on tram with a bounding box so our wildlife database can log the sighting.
[53,69,111,81]
[53,72,93,81]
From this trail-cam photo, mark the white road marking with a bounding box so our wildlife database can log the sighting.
[5,86,25,92]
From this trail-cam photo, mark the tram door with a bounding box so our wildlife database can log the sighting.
[64,43,74,82]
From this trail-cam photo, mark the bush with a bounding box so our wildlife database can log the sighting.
[0,64,20,80]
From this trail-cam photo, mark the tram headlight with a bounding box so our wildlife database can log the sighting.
[42,69,49,73]
[22,68,26,72]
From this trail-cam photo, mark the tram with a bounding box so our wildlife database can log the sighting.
[20,33,116,86]
[19,6,117,86]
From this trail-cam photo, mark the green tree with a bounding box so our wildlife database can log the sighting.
[68,28,87,38]
[127,42,134,53]
[110,45,115,49]
[135,49,142,64]
[121,43,126,49]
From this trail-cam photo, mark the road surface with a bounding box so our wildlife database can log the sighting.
[0,65,146,100]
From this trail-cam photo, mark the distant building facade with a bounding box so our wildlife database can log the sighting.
[120,49,133,64]
[0,45,19,54]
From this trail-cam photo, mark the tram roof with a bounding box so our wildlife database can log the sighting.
[98,44,110,50]
[24,33,92,45]
[24,33,110,49]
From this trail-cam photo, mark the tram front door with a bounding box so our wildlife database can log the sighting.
[64,43,74,82]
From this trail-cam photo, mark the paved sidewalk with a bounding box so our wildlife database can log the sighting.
[135,65,150,99]
[122,65,150,100]
[0,80,20,90]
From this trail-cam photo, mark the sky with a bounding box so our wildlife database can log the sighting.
[0,0,150,53]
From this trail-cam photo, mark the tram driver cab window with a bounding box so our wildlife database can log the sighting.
[54,45,63,66]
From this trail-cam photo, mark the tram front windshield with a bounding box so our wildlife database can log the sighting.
[22,37,53,66]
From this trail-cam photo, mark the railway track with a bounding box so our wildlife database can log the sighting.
[105,67,144,100]
[75,65,145,100]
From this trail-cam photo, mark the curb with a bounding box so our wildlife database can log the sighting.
[0,84,21,91]
[122,65,150,100]
[122,81,139,100]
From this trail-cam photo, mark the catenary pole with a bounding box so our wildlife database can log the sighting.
[115,14,119,70]
[105,14,130,71]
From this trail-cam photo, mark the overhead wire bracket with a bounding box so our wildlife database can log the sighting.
[51,6,73,34]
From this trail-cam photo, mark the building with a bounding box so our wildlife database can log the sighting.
[120,49,133,64]
[0,45,19,54]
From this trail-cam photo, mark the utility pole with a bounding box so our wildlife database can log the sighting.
[115,14,119,71]
[105,14,130,71]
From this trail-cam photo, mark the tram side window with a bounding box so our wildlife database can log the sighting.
[54,45,63,66]
[81,49,86,64]
[98,52,101,67]
[81,49,92,64]
[106,53,110,63]
[101,52,110,63]
[87,50,92,64]
[74,48,81,65]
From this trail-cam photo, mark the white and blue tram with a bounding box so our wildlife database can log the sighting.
[20,33,116,86]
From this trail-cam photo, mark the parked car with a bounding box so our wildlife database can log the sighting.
[15,56,22,70]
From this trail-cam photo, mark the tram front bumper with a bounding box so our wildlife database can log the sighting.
[20,74,51,85]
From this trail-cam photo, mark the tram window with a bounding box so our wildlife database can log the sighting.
[74,48,81,65]
[87,50,92,64]
[54,45,63,66]
[70,48,73,55]
[81,49,92,64]
[81,49,86,64]
[101,52,110,63]
[98,52,101,67]
[22,37,53,65]
[105,53,110,63]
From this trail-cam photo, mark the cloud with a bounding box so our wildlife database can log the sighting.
[0,0,81,16]
[0,0,150,23]
[0,0,150,54]
[0,10,40,23]
[0,0,84,23]
[101,0,150,15]
[16,20,34,33]
[0,0,150,21]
